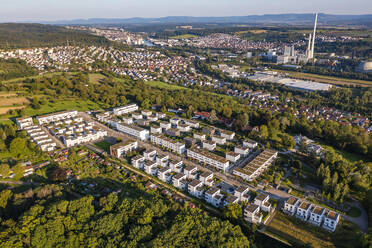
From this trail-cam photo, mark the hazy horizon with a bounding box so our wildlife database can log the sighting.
[1,0,372,22]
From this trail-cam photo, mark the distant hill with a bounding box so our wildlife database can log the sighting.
[0,23,110,49]
[43,13,372,27]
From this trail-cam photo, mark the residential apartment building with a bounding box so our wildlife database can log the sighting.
[323,211,340,232]
[244,204,262,224]
[150,134,186,154]
[205,187,223,208]
[158,167,172,183]
[243,139,258,149]
[144,161,158,176]
[309,206,325,226]
[234,146,250,157]
[143,149,157,161]
[188,179,204,198]
[193,132,206,141]
[283,197,300,216]
[131,155,145,170]
[184,165,198,179]
[187,147,230,172]
[113,104,138,115]
[199,171,214,186]
[234,186,250,202]
[172,173,187,189]
[296,202,313,221]
[110,139,138,158]
[211,135,226,145]
[219,130,235,140]
[36,110,78,125]
[233,149,278,181]
[156,155,169,167]
[202,140,216,151]
[116,123,149,141]
[226,152,241,163]
[16,117,33,129]
[254,193,271,212]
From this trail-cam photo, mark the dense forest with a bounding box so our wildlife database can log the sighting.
[0,24,111,49]
[0,181,250,247]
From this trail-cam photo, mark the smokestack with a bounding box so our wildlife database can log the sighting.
[311,13,318,59]
[307,33,312,59]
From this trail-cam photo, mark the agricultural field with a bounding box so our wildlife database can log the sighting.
[266,211,363,248]
[88,73,107,84]
[0,93,29,114]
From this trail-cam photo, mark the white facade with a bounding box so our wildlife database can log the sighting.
[116,123,149,141]
[211,135,226,145]
[16,117,33,129]
[309,206,325,226]
[172,173,187,189]
[244,204,262,224]
[234,186,250,201]
[160,122,171,130]
[220,131,235,140]
[184,165,198,179]
[243,139,258,149]
[156,155,169,167]
[36,110,78,125]
[158,167,172,183]
[202,140,216,151]
[113,104,138,115]
[205,187,223,208]
[132,156,145,170]
[187,147,230,172]
[199,171,214,186]
[234,146,250,157]
[296,202,312,221]
[283,197,300,216]
[193,133,206,141]
[188,179,204,198]
[323,211,340,232]
[226,152,241,163]
[150,134,186,154]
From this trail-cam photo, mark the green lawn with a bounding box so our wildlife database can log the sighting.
[2,71,79,84]
[88,73,107,84]
[94,140,111,152]
[169,34,198,39]
[347,207,362,218]
[266,211,363,248]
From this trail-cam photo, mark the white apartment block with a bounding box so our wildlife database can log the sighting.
[202,140,216,151]
[188,179,204,199]
[193,133,206,141]
[96,112,111,123]
[160,121,171,130]
[211,135,226,145]
[226,152,241,163]
[141,110,152,117]
[296,202,313,221]
[150,126,162,134]
[243,139,258,149]
[16,117,33,129]
[220,130,235,140]
[283,197,300,216]
[169,160,183,173]
[116,123,149,141]
[233,149,278,181]
[187,147,230,172]
[323,211,340,232]
[147,115,158,122]
[254,193,271,212]
[177,124,191,132]
[132,113,143,120]
[244,204,262,224]
[150,134,186,154]
[144,161,158,176]
[156,112,166,119]
[172,173,187,190]
[132,156,145,170]
[184,120,199,128]
[234,186,250,202]
[158,166,172,183]
[309,206,326,226]
[110,139,138,158]
[224,195,239,206]
[234,146,250,157]
[184,165,198,179]
[170,118,180,125]
[199,171,214,186]
[156,155,169,167]
[205,187,224,208]
[113,104,138,115]
[63,129,107,147]
[36,110,78,125]
[143,149,157,161]
[122,117,133,125]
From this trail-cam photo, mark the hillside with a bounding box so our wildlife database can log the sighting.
[0,23,111,49]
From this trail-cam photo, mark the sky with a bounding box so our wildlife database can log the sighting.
[1,0,372,22]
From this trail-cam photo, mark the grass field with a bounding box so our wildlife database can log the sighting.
[275,69,372,87]
[1,71,79,84]
[169,34,198,39]
[94,140,111,152]
[266,211,362,248]
[88,73,107,84]
[0,96,29,107]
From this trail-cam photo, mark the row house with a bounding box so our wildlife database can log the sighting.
[150,125,162,134]
[219,130,235,140]
[184,165,198,179]
[184,119,200,129]
[169,160,183,173]
[160,121,171,130]
[156,155,169,167]
[158,167,172,183]
[144,161,158,176]
[193,132,206,141]
[224,195,239,206]
[173,173,187,190]
[144,149,157,161]
[177,123,191,132]
[16,117,33,129]
[243,139,258,149]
